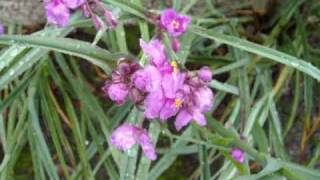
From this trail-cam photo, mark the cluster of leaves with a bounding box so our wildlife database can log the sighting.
[0,0,320,179]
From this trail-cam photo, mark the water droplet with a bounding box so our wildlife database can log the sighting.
[126,149,134,156]
[9,70,14,76]
[10,48,19,57]
[290,62,298,67]
[85,140,89,145]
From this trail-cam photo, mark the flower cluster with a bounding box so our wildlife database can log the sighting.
[105,39,214,131]
[137,39,214,131]
[105,9,213,160]
[44,0,117,29]
[160,9,191,37]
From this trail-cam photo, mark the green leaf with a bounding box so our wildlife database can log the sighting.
[189,26,320,81]
[0,35,120,73]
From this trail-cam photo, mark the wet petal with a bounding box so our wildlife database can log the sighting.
[175,109,192,131]
[45,0,70,27]
[106,83,129,105]
[110,123,139,150]
[138,130,157,160]
[195,87,214,112]
[159,100,177,121]
[192,110,207,126]
[198,66,212,82]
[144,90,164,119]
[140,39,167,67]
[231,148,245,163]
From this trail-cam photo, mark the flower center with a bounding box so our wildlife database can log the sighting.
[175,98,182,108]
[171,20,180,30]
[171,61,178,74]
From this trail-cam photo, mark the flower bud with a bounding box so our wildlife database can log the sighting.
[198,66,212,82]
[104,10,118,29]
[231,148,245,163]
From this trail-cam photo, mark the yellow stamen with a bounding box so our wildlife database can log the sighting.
[171,60,178,74]
[171,20,180,29]
[175,98,182,108]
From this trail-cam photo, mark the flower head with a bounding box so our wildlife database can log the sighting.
[174,72,214,131]
[160,9,191,37]
[45,0,71,27]
[230,148,245,163]
[110,123,157,160]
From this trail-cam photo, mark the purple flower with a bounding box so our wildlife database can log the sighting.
[144,89,165,119]
[195,87,214,112]
[161,72,184,99]
[45,0,71,27]
[103,61,142,105]
[198,66,212,82]
[132,65,161,92]
[138,129,157,160]
[142,61,185,121]
[62,0,86,9]
[110,123,139,150]
[103,83,129,105]
[175,108,206,131]
[110,123,157,160]
[104,10,118,29]
[230,148,245,163]
[0,23,4,35]
[158,72,185,121]
[160,9,191,37]
[171,38,180,52]
[174,72,214,131]
[159,96,183,121]
[140,39,167,67]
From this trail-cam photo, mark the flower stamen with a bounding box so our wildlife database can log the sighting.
[175,98,182,108]
[171,20,180,30]
[171,60,178,74]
